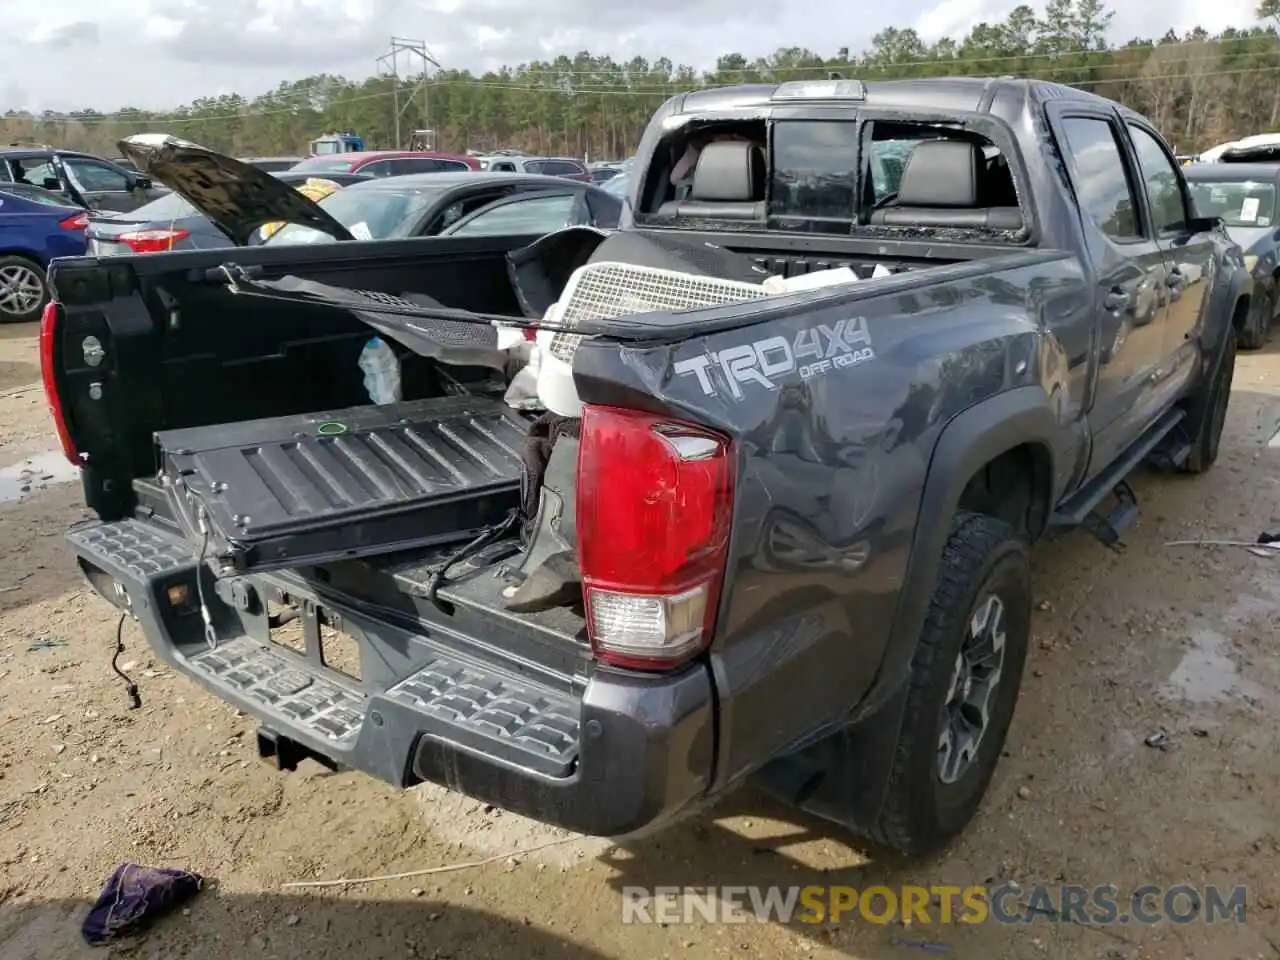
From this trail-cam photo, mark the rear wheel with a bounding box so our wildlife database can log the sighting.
[872,512,1032,857]
[0,255,47,324]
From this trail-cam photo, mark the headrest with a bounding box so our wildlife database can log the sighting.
[897,140,983,208]
[691,141,765,202]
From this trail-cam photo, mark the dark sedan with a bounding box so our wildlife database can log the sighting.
[86,171,372,255]
[261,172,624,246]
[1185,161,1280,348]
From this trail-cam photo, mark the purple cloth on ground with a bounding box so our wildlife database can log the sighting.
[81,863,203,945]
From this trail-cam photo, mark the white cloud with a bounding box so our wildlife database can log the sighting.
[0,0,1267,112]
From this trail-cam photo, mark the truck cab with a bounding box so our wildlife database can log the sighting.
[308,132,365,157]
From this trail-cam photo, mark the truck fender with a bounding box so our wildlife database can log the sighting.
[870,386,1059,711]
[867,385,1059,719]
[1210,264,1253,362]
[756,387,1060,834]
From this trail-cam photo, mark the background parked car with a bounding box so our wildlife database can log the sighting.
[601,172,630,197]
[85,172,371,255]
[0,183,89,322]
[117,135,623,248]
[1185,161,1280,348]
[481,156,591,182]
[0,147,163,212]
[260,172,623,245]
[289,150,480,177]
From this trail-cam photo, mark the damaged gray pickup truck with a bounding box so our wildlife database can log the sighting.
[44,77,1247,856]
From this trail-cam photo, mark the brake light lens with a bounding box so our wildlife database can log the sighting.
[116,228,189,253]
[39,301,80,466]
[60,213,89,230]
[576,405,735,670]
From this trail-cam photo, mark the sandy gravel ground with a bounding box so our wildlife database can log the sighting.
[2,319,1280,960]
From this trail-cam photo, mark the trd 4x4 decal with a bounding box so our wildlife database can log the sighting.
[673,317,875,400]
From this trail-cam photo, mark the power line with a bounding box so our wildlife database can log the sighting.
[15,58,1280,126]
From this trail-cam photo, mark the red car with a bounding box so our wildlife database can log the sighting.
[289,150,480,178]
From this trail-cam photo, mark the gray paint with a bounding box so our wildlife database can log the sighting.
[55,77,1247,840]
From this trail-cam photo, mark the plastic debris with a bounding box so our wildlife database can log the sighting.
[1144,730,1173,751]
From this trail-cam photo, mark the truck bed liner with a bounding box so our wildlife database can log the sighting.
[154,395,530,573]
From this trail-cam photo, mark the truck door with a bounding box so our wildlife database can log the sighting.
[1050,109,1173,476]
[1123,120,1215,402]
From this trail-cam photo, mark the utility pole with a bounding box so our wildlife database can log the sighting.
[376,37,438,150]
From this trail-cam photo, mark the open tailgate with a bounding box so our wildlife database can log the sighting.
[155,394,528,573]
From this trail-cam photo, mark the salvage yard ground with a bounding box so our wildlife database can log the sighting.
[2,319,1280,960]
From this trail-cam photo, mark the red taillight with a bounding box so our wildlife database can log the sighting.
[576,405,735,671]
[60,213,89,230]
[39,301,80,467]
[117,228,189,253]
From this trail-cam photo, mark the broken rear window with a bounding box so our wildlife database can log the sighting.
[768,121,859,234]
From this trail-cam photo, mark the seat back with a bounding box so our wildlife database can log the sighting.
[870,140,1022,230]
[659,141,765,220]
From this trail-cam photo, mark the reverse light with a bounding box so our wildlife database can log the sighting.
[59,213,90,230]
[576,405,735,671]
[117,228,190,253]
[39,301,81,467]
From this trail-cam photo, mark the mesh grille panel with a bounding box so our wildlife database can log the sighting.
[547,261,769,363]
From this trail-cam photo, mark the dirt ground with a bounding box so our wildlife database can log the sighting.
[3,319,1280,960]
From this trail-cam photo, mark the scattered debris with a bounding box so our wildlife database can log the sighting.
[1016,786,1032,800]
[891,939,952,954]
[1144,731,1174,751]
[281,836,580,890]
[27,636,67,652]
[81,863,203,945]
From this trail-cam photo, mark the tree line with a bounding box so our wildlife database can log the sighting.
[5,0,1280,161]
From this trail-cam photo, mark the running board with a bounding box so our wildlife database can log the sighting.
[1050,408,1186,549]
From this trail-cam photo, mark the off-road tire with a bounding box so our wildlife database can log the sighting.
[871,511,1031,857]
[1181,335,1236,474]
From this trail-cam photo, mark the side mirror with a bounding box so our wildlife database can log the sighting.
[134,176,153,190]
[41,177,61,191]
[1187,215,1221,234]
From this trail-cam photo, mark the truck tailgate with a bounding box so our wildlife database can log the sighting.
[156,394,529,573]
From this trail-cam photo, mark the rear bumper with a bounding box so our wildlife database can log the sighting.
[67,518,715,837]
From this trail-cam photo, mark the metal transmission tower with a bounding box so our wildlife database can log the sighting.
[376,37,439,149]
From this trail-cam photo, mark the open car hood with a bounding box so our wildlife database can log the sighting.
[117,134,355,246]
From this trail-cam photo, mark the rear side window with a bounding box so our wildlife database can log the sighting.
[541,160,585,177]
[490,161,517,172]
[1057,117,1139,241]
[359,160,398,177]
[769,121,859,233]
[391,158,438,174]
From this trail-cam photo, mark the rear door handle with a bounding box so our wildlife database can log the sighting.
[1104,288,1130,312]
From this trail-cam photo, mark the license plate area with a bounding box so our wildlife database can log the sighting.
[266,589,362,683]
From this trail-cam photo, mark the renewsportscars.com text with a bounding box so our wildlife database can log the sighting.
[620,884,1247,926]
